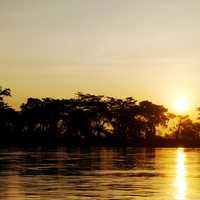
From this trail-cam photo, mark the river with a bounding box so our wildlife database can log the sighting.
[0,147,200,200]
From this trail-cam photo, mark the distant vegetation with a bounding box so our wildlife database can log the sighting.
[1,86,200,147]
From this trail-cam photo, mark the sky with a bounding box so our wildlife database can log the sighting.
[1,0,200,113]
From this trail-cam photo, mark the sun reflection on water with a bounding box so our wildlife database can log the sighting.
[175,148,186,200]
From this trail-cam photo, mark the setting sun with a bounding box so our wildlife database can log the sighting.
[174,97,189,114]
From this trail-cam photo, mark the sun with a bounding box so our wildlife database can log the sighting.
[174,97,189,113]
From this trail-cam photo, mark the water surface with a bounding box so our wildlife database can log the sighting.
[0,147,200,200]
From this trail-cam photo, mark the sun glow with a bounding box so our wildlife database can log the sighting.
[174,97,189,114]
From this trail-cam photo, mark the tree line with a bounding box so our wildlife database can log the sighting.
[1,86,200,146]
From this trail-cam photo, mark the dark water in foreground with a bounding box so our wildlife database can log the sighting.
[0,147,200,200]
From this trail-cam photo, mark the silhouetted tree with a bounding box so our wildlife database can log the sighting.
[0,87,18,144]
[106,97,140,143]
[138,101,168,141]
[0,87,199,147]
[0,87,11,100]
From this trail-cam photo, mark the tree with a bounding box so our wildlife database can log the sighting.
[0,87,11,101]
[107,97,139,143]
[0,87,18,143]
[138,101,168,141]
[20,97,68,143]
[0,87,11,110]
[66,93,111,141]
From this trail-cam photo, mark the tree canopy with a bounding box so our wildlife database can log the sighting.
[0,86,200,147]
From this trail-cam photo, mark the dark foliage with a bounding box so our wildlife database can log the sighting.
[1,87,200,147]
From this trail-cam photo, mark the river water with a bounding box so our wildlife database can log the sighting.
[0,147,200,200]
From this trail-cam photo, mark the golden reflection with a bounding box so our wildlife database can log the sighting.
[175,148,186,200]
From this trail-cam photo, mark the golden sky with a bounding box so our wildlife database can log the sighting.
[1,0,200,113]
